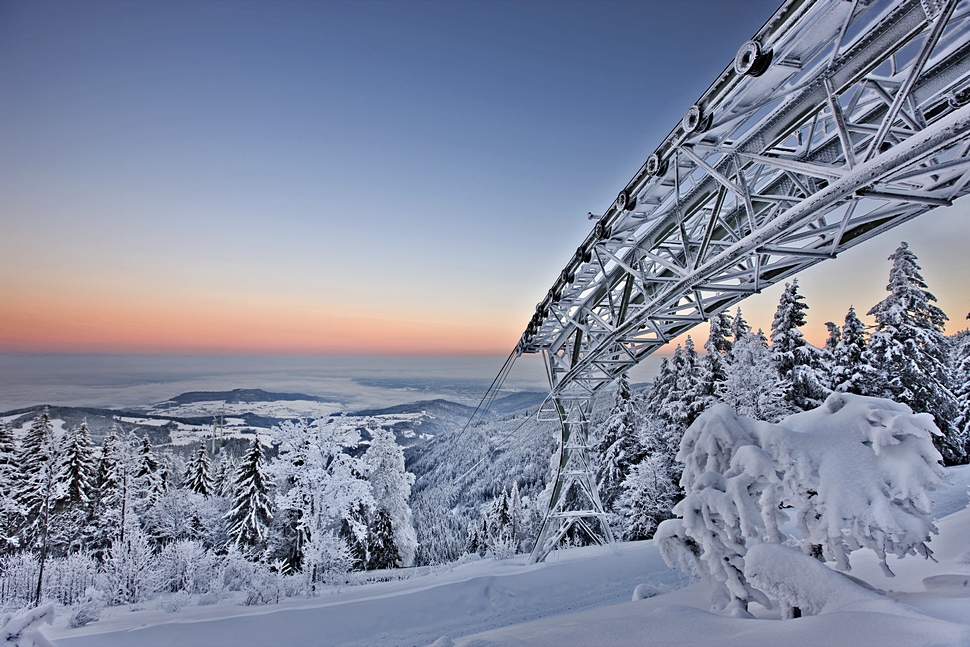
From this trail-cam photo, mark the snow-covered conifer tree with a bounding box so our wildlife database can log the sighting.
[365,508,401,569]
[865,242,963,463]
[658,393,948,613]
[823,321,841,355]
[594,374,644,514]
[363,428,417,567]
[830,306,876,395]
[697,312,733,410]
[58,422,95,508]
[89,427,139,555]
[618,451,678,541]
[13,409,61,605]
[820,321,840,389]
[769,280,828,411]
[135,435,165,501]
[720,331,788,422]
[51,421,97,555]
[225,437,273,558]
[648,357,675,418]
[730,307,750,349]
[951,330,970,462]
[660,337,707,429]
[0,421,20,554]
[184,443,214,497]
[212,452,237,499]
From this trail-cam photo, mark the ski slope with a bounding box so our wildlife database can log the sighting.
[48,467,970,647]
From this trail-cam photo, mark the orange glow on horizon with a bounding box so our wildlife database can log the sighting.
[0,291,521,355]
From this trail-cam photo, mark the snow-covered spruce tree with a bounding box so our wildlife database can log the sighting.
[476,484,526,557]
[594,374,645,515]
[656,393,947,615]
[719,330,788,422]
[225,437,273,559]
[951,330,970,462]
[618,449,679,541]
[58,422,95,508]
[830,306,875,395]
[823,321,841,356]
[0,421,21,555]
[697,312,733,411]
[135,435,165,502]
[13,409,65,605]
[647,357,675,418]
[664,337,708,429]
[89,426,144,557]
[730,307,750,351]
[184,443,214,497]
[820,321,841,389]
[213,452,238,499]
[770,279,828,412]
[364,508,401,569]
[362,428,417,567]
[865,242,963,463]
[51,421,97,555]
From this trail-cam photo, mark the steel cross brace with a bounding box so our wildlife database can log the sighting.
[519,0,970,561]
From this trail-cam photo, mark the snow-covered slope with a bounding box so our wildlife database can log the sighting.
[46,467,970,647]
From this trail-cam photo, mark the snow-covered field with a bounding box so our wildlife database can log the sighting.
[43,467,970,647]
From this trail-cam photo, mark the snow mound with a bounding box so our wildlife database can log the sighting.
[743,543,907,617]
[923,575,970,596]
[631,583,660,601]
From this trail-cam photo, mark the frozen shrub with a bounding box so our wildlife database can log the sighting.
[658,393,947,613]
[101,525,159,605]
[68,587,104,628]
[219,548,259,592]
[243,575,277,606]
[159,590,190,613]
[156,540,217,594]
[197,589,223,606]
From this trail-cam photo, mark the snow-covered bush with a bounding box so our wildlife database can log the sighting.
[100,524,159,605]
[243,564,281,606]
[0,553,40,609]
[218,548,258,592]
[42,553,99,606]
[657,392,947,613]
[156,540,218,594]
[302,531,355,591]
[68,587,104,628]
[159,590,190,613]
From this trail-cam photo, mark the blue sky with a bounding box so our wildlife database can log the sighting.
[1,0,966,355]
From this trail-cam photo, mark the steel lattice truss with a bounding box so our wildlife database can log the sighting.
[522,0,970,562]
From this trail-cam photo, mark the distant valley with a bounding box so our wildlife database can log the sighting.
[0,387,548,455]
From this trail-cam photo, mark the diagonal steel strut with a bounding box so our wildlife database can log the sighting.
[520,0,970,562]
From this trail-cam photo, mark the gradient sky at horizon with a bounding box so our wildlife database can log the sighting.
[2,0,968,357]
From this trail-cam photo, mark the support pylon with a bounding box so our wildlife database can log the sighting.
[529,392,614,563]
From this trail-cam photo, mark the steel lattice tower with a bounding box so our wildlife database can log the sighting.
[517,0,970,563]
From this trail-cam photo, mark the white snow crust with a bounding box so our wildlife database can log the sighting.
[41,466,970,647]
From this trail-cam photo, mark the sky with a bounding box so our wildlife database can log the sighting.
[1,0,967,358]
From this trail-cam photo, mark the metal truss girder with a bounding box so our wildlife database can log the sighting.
[518,0,970,562]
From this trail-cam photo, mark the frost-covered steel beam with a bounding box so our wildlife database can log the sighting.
[523,0,970,562]
[517,0,970,403]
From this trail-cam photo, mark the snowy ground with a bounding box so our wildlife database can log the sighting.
[48,467,970,647]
